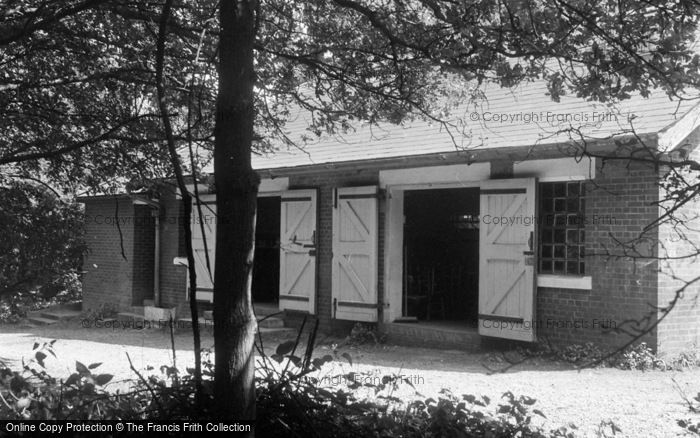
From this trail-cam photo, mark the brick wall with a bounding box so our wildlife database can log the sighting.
[290,169,380,334]
[656,127,700,355]
[537,159,661,351]
[157,187,187,313]
[82,198,139,312]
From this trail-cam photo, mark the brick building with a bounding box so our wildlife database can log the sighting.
[80,82,700,355]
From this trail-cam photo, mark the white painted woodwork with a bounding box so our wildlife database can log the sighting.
[332,186,379,322]
[279,190,317,313]
[478,178,537,342]
[379,163,491,187]
[190,201,217,302]
[513,157,595,181]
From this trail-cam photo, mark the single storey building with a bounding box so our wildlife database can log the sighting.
[80,82,700,355]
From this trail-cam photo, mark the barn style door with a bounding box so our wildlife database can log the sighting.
[279,190,317,313]
[191,201,216,302]
[332,186,379,322]
[478,178,537,342]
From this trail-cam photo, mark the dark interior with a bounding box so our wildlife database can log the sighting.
[403,188,479,324]
[252,196,281,304]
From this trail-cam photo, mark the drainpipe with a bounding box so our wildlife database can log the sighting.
[152,208,161,307]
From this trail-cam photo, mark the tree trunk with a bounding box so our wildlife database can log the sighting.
[213,0,259,427]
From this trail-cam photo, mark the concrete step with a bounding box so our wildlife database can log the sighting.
[254,304,281,317]
[258,316,284,329]
[258,327,294,334]
[59,302,82,311]
[40,309,81,321]
[116,312,146,322]
[176,317,214,330]
[26,316,57,326]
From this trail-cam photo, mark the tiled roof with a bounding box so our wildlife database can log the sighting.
[251,81,699,171]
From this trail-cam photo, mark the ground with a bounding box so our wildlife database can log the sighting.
[1,319,699,437]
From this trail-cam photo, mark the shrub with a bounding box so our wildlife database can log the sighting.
[0,331,574,437]
[0,181,86,314]
[523,341,696,371]
[343,322,386,346]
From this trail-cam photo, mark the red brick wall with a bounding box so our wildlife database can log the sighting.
[656,128,700,355]
[537,159,661,351]
[157,187,187,313]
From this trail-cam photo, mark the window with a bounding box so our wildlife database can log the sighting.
[539,181,585,275]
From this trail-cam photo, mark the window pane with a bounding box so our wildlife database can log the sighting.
[542,229,553,243]
[554,245,565,258]
[554,183,566,197]
[554,229,566,243]
[567,182,580,196]
[541,184,553,197]
[542,245,552,258]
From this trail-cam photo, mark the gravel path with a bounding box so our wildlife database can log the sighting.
[1,321,698,437]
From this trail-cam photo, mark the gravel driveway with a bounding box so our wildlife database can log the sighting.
[1,320,698,437]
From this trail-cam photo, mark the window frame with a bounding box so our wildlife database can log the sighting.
[536,180,592,290]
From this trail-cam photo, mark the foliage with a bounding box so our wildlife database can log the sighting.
[0,341,141,420]
[609,343,667,371]
[0,181,86,304]
[3,1,700,190]
[521,341,683,371]
[342,322,386,347]
[678,391,700,435]
[0,336,578,437]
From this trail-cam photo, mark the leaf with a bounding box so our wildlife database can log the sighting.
[94,374,113,385]
[522,396,537,405]
[32,342,39,350]
[82,382,95,394]
[75,361,89,375]
[275,341,296,356]
[288,355,302,368]
[533,409,547,418]
[34,351,46,368]
[341,352,353,366]
[64,373,80,386]
[88,362,102,370]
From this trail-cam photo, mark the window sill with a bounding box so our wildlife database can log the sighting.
[537,274,592,290]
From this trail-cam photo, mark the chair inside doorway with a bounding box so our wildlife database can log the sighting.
[403,188,479,324]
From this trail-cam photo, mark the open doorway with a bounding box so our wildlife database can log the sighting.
[403,188,479,325]
[253,196,281,305]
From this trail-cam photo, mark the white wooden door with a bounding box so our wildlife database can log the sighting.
[191,201,216,302]
[332,186,379,322]
[478,178,537,342]
[279,190,317,313]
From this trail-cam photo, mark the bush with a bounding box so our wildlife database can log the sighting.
[522,341,698,371]
[0,181,86,309]
[343,322,386,346]
[0,332,574,437]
